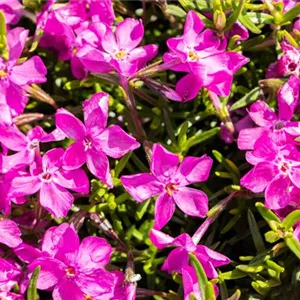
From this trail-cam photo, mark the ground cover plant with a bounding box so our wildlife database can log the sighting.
[1,0,300,299]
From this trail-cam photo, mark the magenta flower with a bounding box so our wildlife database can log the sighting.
[0,0,23,25]
[121,144,212,229]
[56,92,140,187]
[9,148,89,218]
[0,258,21,292]
[0,168,27,215]
[266,41,300,78]
[163,10,249,97]
[150,229,230,277]
[28,223,113,300]
[238,76,300,150]
[241,135,300,210]
[0,219,22,248]
[78,18,158,77]
[0,292,24,300]
[0,27,47,118]
[0,124,65,172]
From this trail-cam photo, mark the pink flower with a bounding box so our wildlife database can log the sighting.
[0,258,21,292]
[240,135,300,210]
[0,168,27,215]
[78,18,158,77]
[0,219,22,248]
[238,76,300,150]
[239,78,299,148]
[0,292,24,300]
[150,229,230,277]
[121,144,212,229]
[9,148,89,218]
[163,10,249,97]
[0,0,23,25]
[0,124,65,172]
[266,41,300,78]
[28,223,114,300]
[0,28,47,118]
[56,92,140,187]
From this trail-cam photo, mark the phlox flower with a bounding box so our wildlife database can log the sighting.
[266,41,300,78]
[0,0,23,25]
[0,292,24,300]
[0,124,65,172]
[238,75,300,150]
[0,27,47,118]
[28,223,114,300]
[0,258,22,293]
[241,135,300,210]
[163,10,249,98]
[121,144,212,229]
[56,92,140,187]
[150,229,230,278]
[0,219,22,248]
[77,18,158,77]
[9,148,89,218]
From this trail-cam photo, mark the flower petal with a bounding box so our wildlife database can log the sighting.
[9,176,41,198]
[0,124,27,151]
[86,148,113,188]
[121,173,164,202]
[0,219,22,248]
[77,237,112,273]
[52,280,84,300]
[96,125,140,158]
[53,168,89,194]
[149,228,174,249]
[265,175,290,210]
[154,192,176,230]
[55,108,86,140]
[42,148,64,173]
[237,127,268,150]
[83,92,109,130]
[248,101,277,127]
[173,187,208,218]
[7,27,28,62]
[162,248,189,274]
[40,182,74,218]
[10,56,47,85]
[116,18,144,51]
[151,144,179,183]
[28,257,65,290]
[62,141,87,170]
[240,162,276,193]
[174,155,213,186]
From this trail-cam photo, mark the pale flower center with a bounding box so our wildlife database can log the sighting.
[83,137,92,151]
[29,139,39,149]
[165,183,177,196]
[114,50,127,60]
[65,266,76,277]
[279,162,289,175]
[41,172,52,182]
[274,120,284,130]
[188,50,200,61]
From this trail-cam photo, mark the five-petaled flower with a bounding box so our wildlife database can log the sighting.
[121,144,213,229]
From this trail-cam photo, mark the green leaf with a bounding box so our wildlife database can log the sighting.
[230,87,260,111]
[224,0,245,30]
[184,127,220,151]
[166,5,187,17]
[135,199,151,221]
[281,4,300,24]
[27,266,41,300]
[212,150,240,183]
[0,11,8,60]
[189,253,208,299]
[205,281,216,300]
[247,209,266,253]
[115,152,132,177]
[178,0,212,11]
[238,8,262,34]
[247,12,274,24]
[178,121,189,149]
[227,289,241,300]
[236,264,264,273]
[282,210,300,231]
[220,269,246,280]
[265,231,281,243]
[285,236,300,259]
[277,30,298,47]
[255,202,281,225]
